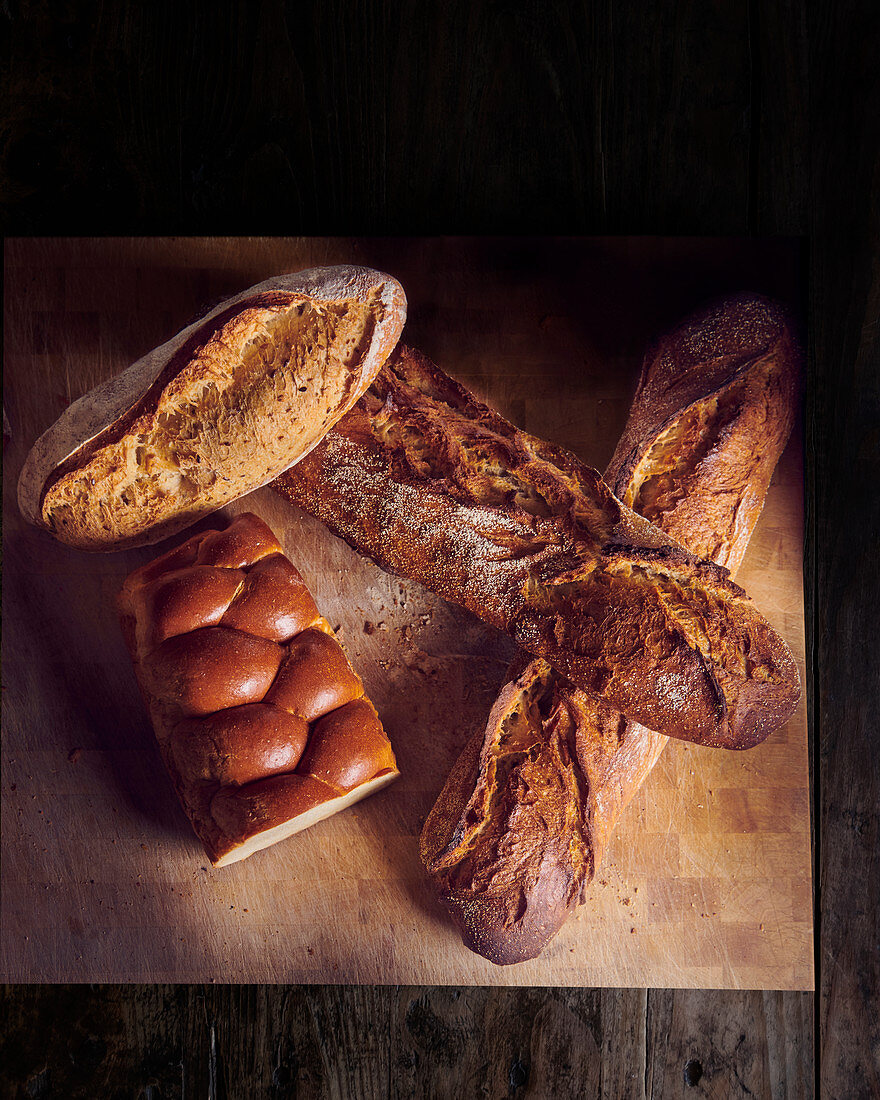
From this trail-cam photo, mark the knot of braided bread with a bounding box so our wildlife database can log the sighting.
[118,512,397,865]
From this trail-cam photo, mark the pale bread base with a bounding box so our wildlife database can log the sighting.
[211,770,399,867]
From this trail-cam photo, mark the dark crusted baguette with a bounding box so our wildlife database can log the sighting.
[606,293,800,572]
[273,342,799,750]
[421,657,667,964]
[420,294,801,964]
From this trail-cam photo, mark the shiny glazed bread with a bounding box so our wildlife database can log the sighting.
[273,344,799,751]
[19,266,406,551]
[421,294,801,964]
[117,512,398,866]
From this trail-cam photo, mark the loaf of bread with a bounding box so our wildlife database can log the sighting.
[117,511,398,866]
[420,294,801,963]
[272,344,799,750]
[18,266,406,551]
[606,294,800,572]
[421,656,667,964]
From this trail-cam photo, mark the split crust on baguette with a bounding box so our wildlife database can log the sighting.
[210,770,398,867]
[421,658,665,964]
[421,293,802,964]
[273,343,800,750]
[18,266,406,551]
[606,294,800,573]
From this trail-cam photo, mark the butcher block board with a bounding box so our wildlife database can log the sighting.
[1,237,812,988]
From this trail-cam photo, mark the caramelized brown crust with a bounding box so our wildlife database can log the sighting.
[273,344,799,750]
[606,294,800,573]
[117,512,399,866]
[421,659,666,964]
[421,294,801,964]
[18,266,407,551]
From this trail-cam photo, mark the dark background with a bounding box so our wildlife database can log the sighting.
[1,1,877,1098]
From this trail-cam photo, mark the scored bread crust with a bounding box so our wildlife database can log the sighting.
[420,294,801,964]
[117,511,399,866]
[272,344,800,750]
[606,294,800,573]
[18,266,406,551]
[421,658,667,964]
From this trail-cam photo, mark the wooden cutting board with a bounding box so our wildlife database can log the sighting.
[1,237,812,988]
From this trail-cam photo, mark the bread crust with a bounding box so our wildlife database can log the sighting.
[421,657,667,964]
[421,294,802,963]
[117,512,398,866]
[18,266,406,551]
[606,294,800,573]
[273,344,800,750]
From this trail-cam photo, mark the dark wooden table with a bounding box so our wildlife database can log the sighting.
[1,2,877,1098]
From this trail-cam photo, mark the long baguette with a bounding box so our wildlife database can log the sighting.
[272,342,799,750]
[420,294,800,963]
[18,266,406,551]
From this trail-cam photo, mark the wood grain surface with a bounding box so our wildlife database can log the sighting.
[2,237,811,989]
[811,7,880,1098]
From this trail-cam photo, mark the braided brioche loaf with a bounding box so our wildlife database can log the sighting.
[273,343,799,750]
[117,512,398,866]
[420,295,800,963]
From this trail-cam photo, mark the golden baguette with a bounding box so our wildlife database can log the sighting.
[273,340,800,750]
[421,294,800,963]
